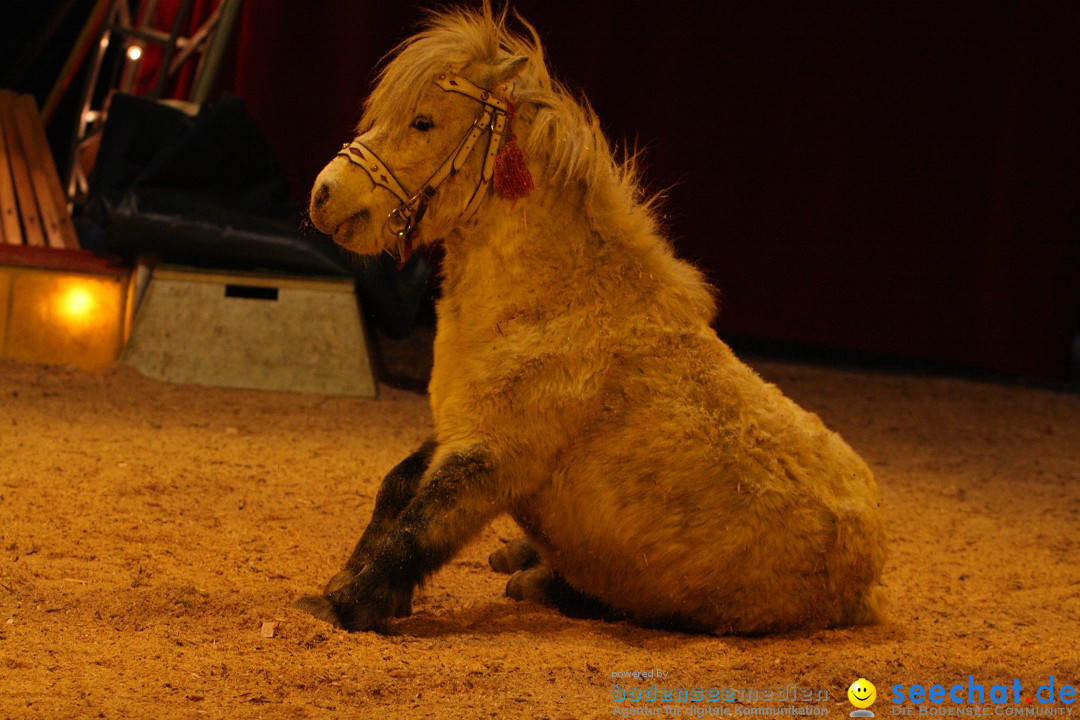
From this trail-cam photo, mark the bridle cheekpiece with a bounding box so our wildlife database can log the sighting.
[337,73,520,266]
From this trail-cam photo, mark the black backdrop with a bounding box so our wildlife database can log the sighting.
[8,1,1080,380]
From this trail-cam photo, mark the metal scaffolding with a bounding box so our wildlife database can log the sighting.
[63,0,243,205]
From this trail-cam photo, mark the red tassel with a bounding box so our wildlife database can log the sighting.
[493,102,534,199]
[494,139,534,198]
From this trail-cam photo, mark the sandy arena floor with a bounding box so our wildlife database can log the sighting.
[1,355,1077,719]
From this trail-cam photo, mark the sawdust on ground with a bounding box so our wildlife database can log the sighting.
[1,355,1077,719]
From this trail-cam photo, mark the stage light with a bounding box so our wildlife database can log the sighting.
[56,284,97,325]
[1,265,133,369]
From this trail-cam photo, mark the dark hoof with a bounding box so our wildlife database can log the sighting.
[506,564,554,604]
[324,570,413,618]
[295,593,398,632]
[306,564,413,629]
[295,594,346,629]
[489,538,540,574]
[505,567,620,621]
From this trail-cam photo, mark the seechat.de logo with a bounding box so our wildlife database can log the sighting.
[890,676,1076,710]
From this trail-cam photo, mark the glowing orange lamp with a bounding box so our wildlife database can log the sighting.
[0,247,134,368]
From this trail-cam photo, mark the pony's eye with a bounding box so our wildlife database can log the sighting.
[411,116,435,132]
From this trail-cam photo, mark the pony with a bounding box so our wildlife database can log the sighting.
[300,3,885,634]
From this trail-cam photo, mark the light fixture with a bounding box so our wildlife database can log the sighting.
[55,283,98,326]
[1,260,134,369]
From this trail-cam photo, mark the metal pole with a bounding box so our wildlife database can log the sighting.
[190,0,244,106]
[65,0,123,202]
[150,0,193,99]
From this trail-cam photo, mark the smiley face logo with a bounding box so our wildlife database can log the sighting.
[847,678,877,709]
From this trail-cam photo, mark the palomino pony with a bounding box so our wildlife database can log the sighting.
[301,5,885,634]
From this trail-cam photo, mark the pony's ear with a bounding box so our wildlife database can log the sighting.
[493,55,528,84]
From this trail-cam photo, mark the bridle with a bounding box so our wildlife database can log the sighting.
[337,73,511,256]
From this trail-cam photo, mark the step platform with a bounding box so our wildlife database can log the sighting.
[122,266,376,396]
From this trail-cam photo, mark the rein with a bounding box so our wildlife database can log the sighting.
[337,73,512,264]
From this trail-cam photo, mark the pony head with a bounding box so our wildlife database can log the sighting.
[308,4,634,261]
[309,6,533,261]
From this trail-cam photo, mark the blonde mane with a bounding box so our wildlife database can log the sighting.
[360,4,649,211]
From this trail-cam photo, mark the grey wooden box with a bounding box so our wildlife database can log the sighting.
[122,266,376,397]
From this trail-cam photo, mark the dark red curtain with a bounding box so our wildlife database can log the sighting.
[219,1,1079,381]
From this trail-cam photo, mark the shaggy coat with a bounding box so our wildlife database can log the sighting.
[303,5,885,634]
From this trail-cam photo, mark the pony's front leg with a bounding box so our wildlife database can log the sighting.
[311,438,436,619]
[298,445,501,631]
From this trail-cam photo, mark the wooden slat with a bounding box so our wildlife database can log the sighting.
[11,94,79,249]
[11,96,66,249]
[0,91,22,245]
[0,90,45,247]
